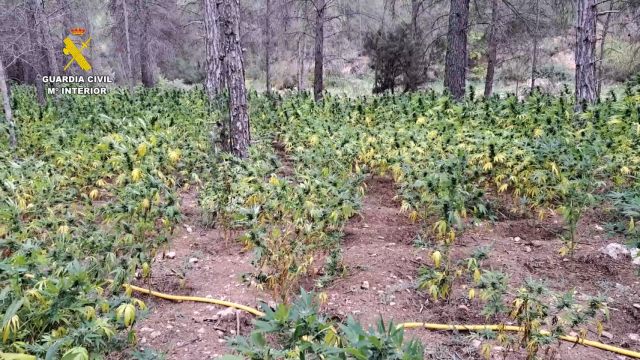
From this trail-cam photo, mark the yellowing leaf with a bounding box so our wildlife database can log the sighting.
[131,168,142,182]
[138,142,147,157]
[432,251,442,267]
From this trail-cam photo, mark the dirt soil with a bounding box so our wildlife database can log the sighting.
[132,177,640,360]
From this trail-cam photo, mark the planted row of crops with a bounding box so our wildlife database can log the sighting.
[2,85,640,359]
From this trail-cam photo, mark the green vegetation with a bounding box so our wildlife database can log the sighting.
[2,84,640,358]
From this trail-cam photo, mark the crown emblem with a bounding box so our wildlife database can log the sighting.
[70,28,86,36]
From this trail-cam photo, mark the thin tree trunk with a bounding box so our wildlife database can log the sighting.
[36,74,46,105]
[122,0,135,95]
[531,0,540,90]
[444,0,470,100]
[139,0,154,87]
[575,0,597,109]
[0,58,17,149]
[484,0,499,97]
[411,0,420,38]
[26,0,42,87]
[264,0,272,94]
[204,0,224,97]
[596,1,613,98]
[313,0,325,102]
[298,36,306,90]
[221,0,251,158]
[39,0,60,78]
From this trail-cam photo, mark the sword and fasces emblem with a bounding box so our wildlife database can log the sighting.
[63,28,91,71]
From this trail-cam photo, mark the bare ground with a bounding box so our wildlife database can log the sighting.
[131,177,640,360]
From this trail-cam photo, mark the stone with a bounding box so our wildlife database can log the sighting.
[186,226,193,233]
[216,307,237,321]
[631,248,640,265]
[601,331,614,340]
[633,303,640,309]
[361,281,370,290]
[600,243,630,259]
[595,225,604,231]
[514,237,521,242]
[628,333,640,342]
[166,251,176,259]
[471,339,482,349]
[525,246,532,253]
[198,328,205,334]
[139,327,154,332]
[189,257,199,264]
[389,302,396,306]
[150,331,161,339]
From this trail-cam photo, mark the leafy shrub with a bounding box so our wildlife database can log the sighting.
[227,289,424,360]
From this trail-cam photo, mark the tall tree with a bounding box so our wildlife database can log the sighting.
[121,0,135,95]
[313,0,325,102]
[139,0,154,88]
[530,0,540,89]
[484,0,499,96]
[220,0,251,158]
[0,57,17,148]
[575,0,597,108]
[444,0,469,100]
[38,0,60,79]
[204,0,223,96]
[264,0,272,94]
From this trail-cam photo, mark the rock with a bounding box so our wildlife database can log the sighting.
[189,257,199,264]
[601,331,614,340]
[525,246,532,253]
[216,330,224,336]
[230,329,236,335]
[218,339,226,343]
[514,237,521,242]
[216,307,237,321]
[569,331,578,337]
[139,327,154,332]
[361,281,370,290]
[595,225,604,231]
[166,325,173,329]
[471,339,482,349]
[633,303,640,309]
[600,243,630,259]
[198,328,205,334]
[389,302,396,306]
[629,333,640,342]
[186,226,193,233]
[140,336,147,344]
[150,331,161,339]
[166,251,176,259]
[631,248,640,265]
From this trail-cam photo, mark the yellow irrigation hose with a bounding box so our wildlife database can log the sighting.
[121,283,266,317]
[121,284,640,359]
[400,323,640,359]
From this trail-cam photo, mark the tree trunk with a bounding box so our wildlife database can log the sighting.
[139,0,154,88]
[484,0,499,97]
[411,0,420,38]
[313,0,325,102]
[39,0,60,78]
[36,74,46,105]
[0,58,17,149]
[26,0,41,85]
[575,0,597,109]
[596,1,613,98]
[264,0,272,94]
[220,0,251,158]
[204,0,224,97]
[444,0,469,100]
[122,0,135,95]
[530,0,540,90]
[297,36,306,90]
